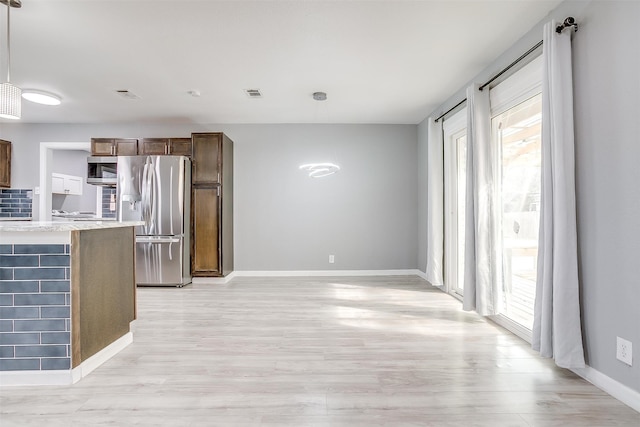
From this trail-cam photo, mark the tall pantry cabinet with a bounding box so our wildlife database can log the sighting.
[191,133,234,277]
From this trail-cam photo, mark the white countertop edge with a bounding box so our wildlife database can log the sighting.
[0,220,144,233]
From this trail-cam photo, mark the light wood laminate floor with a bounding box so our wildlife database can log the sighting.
[1,276,639,426]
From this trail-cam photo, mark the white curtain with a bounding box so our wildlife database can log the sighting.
[533,21,585,368]
[462,84,501,316]
[425,117,444,286]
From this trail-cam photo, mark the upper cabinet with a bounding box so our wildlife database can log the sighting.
[0,139,10,188]
[91,138,139,156]
[138,138,192,156]
[52,173,83,195]
[192,133,221,184]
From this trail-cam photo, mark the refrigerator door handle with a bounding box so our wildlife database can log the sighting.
[169,164,174,236]
[136,236,181,244]
[141,157,157,235]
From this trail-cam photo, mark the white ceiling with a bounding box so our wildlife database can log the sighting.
[2,0,562,125]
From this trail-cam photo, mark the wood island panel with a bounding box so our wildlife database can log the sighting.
[71,227,136,367]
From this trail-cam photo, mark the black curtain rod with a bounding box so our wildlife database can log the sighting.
[434,98,466,123]
[435,40,542,122]
[479,40,543,91]
[433,16,576,123]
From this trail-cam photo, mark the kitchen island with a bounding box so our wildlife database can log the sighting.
[0,220,142,385]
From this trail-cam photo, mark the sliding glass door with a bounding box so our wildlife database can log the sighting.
[492,93,541,330]
[443,110,467,298]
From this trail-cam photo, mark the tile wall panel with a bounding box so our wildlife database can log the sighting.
[0,189,33,219]
[0,244,71,371]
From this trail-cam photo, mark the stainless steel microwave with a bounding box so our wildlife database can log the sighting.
[87,156,117,186]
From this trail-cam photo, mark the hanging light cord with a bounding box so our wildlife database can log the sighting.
[5,0,11,83]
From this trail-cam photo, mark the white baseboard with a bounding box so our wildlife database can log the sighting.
[414,270,428,280]
[192,271,237,285]
[0,369,74,386]
[572,365,640,413]
[232,269,424,277]
[0,332,133,387]
[192,270,427,284]
[74,332,133,380]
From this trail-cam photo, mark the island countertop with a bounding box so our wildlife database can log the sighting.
[0,221,144,244]
[0,220,144,233]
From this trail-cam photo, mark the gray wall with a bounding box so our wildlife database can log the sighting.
[418,0,639,394]
[571,0,640,395]
[51,149,97,213]
[0,123,418,272]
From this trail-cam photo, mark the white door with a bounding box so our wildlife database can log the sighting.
[443,109,467,298]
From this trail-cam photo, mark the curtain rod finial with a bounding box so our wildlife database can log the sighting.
[556,17,578,34]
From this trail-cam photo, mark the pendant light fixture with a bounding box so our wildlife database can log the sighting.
[0,0,21,120]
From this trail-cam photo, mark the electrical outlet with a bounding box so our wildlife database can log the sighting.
[328,254,335,264]
[616,337,632,366]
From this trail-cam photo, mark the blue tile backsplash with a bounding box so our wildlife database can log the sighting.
[0,189,33,218]
[0,244,71,371]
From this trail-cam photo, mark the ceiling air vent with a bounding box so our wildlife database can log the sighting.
[244,89,262,98]
[115,90,141,100]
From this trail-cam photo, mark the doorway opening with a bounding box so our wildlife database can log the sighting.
[38,142,98,221]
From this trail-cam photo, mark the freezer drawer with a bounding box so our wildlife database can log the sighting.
[135,236,190,286]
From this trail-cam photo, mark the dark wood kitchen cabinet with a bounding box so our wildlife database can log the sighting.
[91,138,139,156]
[138,138,192,156]
[192,134,220,184]
[191,133,233,277]
[0,139,11,188]
[192,186,220,274]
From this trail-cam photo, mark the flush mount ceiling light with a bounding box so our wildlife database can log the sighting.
[22,89,62,106]
[299,162,340,178]
[313,91,327,101]
[0,0,21,120]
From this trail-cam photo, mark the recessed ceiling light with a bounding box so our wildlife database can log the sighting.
[21,89,61,106]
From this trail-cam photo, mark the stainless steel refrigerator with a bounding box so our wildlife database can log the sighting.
[117,155,191,287]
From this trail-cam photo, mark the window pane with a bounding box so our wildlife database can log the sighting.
[455,134,467,294]
[493,93,541,330]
